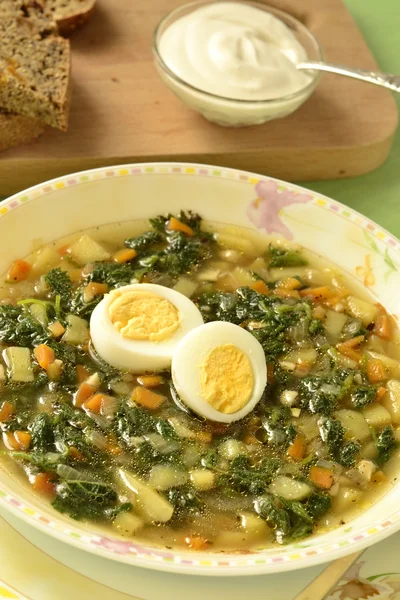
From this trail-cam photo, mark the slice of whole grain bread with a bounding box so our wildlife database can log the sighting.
[44,0,96,36]
[0,13,71,130]
[0,109,45,152]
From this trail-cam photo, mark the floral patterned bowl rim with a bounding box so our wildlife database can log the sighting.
[1,162,400,577]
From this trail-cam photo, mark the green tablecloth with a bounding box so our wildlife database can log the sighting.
[1,1,399,237]
[307,0,400,236]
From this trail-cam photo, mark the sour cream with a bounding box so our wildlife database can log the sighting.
[158,2,311,101]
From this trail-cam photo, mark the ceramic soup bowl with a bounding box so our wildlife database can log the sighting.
[0,163,400,576]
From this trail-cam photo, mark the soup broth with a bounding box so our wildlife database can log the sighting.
[0,212,399,552]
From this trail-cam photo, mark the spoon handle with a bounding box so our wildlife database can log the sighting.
[297,61,400,92]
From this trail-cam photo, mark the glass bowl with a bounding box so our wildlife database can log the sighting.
[153,1,323,127]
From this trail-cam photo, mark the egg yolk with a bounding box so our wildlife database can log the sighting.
[200,344,254,414]
[108,290,180,342]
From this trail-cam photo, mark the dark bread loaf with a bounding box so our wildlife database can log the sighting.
[0,12,71,130]
[0,109,45,151]
[44,0,96,36]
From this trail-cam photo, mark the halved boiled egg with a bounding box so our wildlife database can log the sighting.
[90,283,204,372]
[171,321,267,423]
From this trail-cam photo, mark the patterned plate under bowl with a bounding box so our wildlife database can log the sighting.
[1,163,400,576]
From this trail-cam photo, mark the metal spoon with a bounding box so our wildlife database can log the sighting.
[296,61,400,92]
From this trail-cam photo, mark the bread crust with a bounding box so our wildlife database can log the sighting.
[0,110,45,152]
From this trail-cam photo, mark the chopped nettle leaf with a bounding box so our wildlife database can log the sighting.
[268,245,308,268]
[375,425,397,466]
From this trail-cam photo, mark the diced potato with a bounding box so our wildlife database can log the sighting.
[238,512,269,538]
[2,347,34,382]
[381,380,400,425]
[189,469,215,491]
[363,404,392,429]
[335,409,371,441]
[30,304,48,328]
[168,417,197,440]
[280,390,299,407]
[148,465,188,491]
[231,267,255,287]
[62,315,90,346]
[214,232,257,257]
[69,234,110,266]
[119,469,174,523]
[248,258,269,281]
[284,348,317,366]
[182,445,201,468]
[31,246,60,276]
[173,277,198,298]
[113,511,144,536]
[298,414,320,441]
[357,460,377,482]
[0,364,5,381]
[360,441,378,460]
[218,439,246,460]
[367,352,400,378]
[269,267,310,282]
[333,487,362,512]
[269,476,312,500]
[197,269,221,282]
[346,296,379,326]
[324,310,348,340]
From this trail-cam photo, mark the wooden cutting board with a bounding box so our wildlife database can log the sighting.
[0,0,398,196]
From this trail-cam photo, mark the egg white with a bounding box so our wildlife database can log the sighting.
[90,283,204,373]
[171,321,267,423]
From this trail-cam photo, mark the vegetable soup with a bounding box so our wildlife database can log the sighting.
[0,212,399,552]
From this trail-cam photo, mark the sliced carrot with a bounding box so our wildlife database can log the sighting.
[83,282,109,303]
[31,473,56,497]
[299,286,333,302]
[287,435,306,461]
[48,321,66,338]
[276,277,302,291]
[6,259,32,283]
[367,358,389,383]
[340,335,365,349]
[336,342,362,363]
[3,430,31,451]
[373,314,392,341]
[107,442,122,456]
[376,386,387,402]
[131,386,165,410]
[184,536,211,551]
[68,268,83,283]
[68,446,85,461]
[83,393,110,414]
[196,430,213,444]
[137,374,164,388]
[57,245,70,256]
[113,248,137,263]
[243,433,258,445]
[0,401,14,422]
[275,288,300,299]
[250,280,270,295]
[34,344,56,370]
[76,364,90,383]
[73,382,96,407]
[310,466,334,489]
[167,217,194,237]
[372,470,388,484]
[15,431,31,450]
